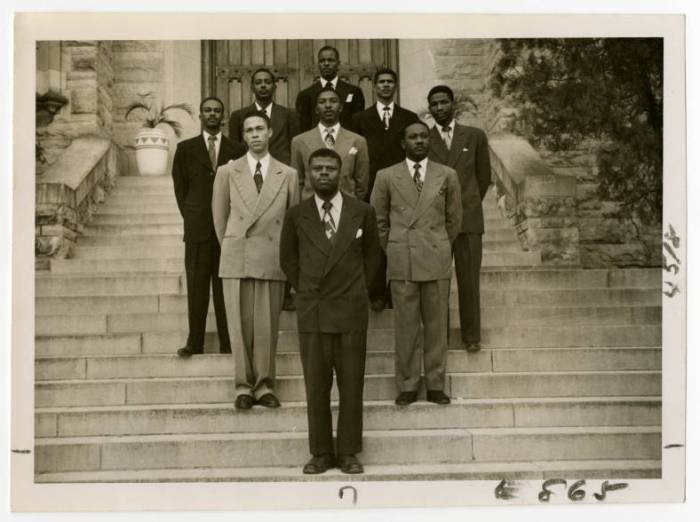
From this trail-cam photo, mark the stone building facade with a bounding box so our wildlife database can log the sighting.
[35,39,661,268]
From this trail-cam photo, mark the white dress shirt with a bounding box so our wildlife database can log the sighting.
[320,77,339,89]
[314,190,343,227]
[318,122,341,142]
[438,119,455,147]
[255,102,272,119]
[376,101,395,120]
[246,152,271,180]
[202,130,222,160]
[406,157,428,183]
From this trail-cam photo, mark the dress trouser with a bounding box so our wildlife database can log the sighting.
[453,233,483,343]
[222,278,285,399]
[390,279,450,392]
[184,235,230,352]
[298,331,367,457]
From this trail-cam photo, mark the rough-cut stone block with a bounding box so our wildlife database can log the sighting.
[35,443,100,473]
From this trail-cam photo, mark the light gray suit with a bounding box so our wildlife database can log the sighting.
[212,155,300,399]
[370,160,462,392]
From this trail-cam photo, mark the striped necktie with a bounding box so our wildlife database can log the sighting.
[413,163,423,192]
[253,161,263,193]
[321,200,336,241]
[207,135,217,172]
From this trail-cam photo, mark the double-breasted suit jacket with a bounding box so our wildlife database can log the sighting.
[295,79,365,132]
[280,195,381,334]
[212,156,300,280]
[290,127,370,201]
[428,123,491,234]
[351,105,420,200]
[371,160,462,282]
[172,134,246,243]
[228,103,300,166]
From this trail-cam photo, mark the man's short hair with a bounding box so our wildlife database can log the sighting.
[309,147,342,169]
[240,110,272,131]
[317,45,340,61]
[401,120,430,139]
[373,66,397,84]
[199,96,225,112]
[315,85,340,104]
[427,85,455,102]
[251,67,276,84]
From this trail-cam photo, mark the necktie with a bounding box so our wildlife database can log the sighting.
[442,125,452,150]
[382,105,391,130]
[207,135,217,172]
[413,163,423,192]
[321,200,336,241]
[324,128,335,149]
[253,161,263,193]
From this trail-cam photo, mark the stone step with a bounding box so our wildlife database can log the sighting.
[34,347,661,381]
[102,194,179,206]
[35,371,660,407]
[34,459,663,483]
[82,224,183,236]
[35,274,182,297]
[35,287,661,317]
[34,426,661,473]
[34,397,661,438]
[97,203,180,214]
[34,305,660,337]
[116,175,173,186]
[109,186,175,195]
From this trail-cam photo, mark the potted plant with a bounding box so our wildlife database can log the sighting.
[125,100,194,176]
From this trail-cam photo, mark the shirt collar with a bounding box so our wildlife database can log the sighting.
[376,101,395,116]
[406,157,428,175]
[314,190,343,214]
[321,77,338,89]
[318,122,341,136]
[246,152,271,177]
[438,119,455,133]
[202,130,222,141]
[255,101,272,117]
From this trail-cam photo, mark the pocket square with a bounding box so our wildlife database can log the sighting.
[462,147,469,152]
[355,228,363,238]
[348,146,358,155]
[346,93,354,102]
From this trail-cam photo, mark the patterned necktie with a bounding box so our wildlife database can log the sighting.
[253,161,263,193]
[321,200,336,241]
[442,125,452,150]
[324,128,335,149]
[413,163,423,192]
[207,135,217,172]
[382,105,391,130]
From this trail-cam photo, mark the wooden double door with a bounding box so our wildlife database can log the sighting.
[202,39,399,134]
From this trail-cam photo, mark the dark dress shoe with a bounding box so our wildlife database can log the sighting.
[426,390,451,405]
[234,395,254,410]
[464,342,481,353]
[395,391,418,406]
[177,346,203,358]
[370,298,385,312]
[337,454,364,474]
[302,454,335,474]
[256,393,280,408]
[282,294,296,311]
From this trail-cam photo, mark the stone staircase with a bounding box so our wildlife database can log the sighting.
[34,175,662,482]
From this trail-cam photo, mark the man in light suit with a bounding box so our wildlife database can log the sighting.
[172,96,246,359]
[212,111,300,410]
[371,121,462,406]
[280,148,381,475]
[352,67,420,311]
[228,67,300,166]
[295,45,365,132]
[427,85,491,353]
[291,85,370,201]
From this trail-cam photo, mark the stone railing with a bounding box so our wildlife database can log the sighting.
[35,137,121,268]
[488,133,580,266]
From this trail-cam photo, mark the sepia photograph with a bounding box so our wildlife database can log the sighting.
[8,11,688,513]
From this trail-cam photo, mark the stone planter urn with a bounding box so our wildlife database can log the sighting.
[134,127,169,176]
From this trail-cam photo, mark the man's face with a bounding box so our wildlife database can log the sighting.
[428,92,454,126]
[200,99,224,132]
[318,49,339,81]
[374,73,396,103]
[252,71,275,103]
[315,91,342,126]
[242,115,272,154]
[309,156,340,197]
[401,123,430,162]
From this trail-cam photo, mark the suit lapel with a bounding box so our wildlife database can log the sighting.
[429,126,450,165]
[248,158,286,226]
[194,134,216,171]
[323,195,362,277]
[447,124,467,165]
[218,136,236,166]
[334,127,353,157]
[305,127,326,152]
[394,164,420,209]
[410,161,444,225]
[230,159,259,213]
[270,103,284,138]
[299,198,332,256]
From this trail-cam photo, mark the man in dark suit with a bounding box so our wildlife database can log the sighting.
[352,67,419,310]
[228,67,300,166]
[172,96,246,358]
[295,45,365,132]
[280,148,381,475]
[427,85,491,353]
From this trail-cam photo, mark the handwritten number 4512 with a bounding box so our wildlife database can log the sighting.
[537,479,628,503]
